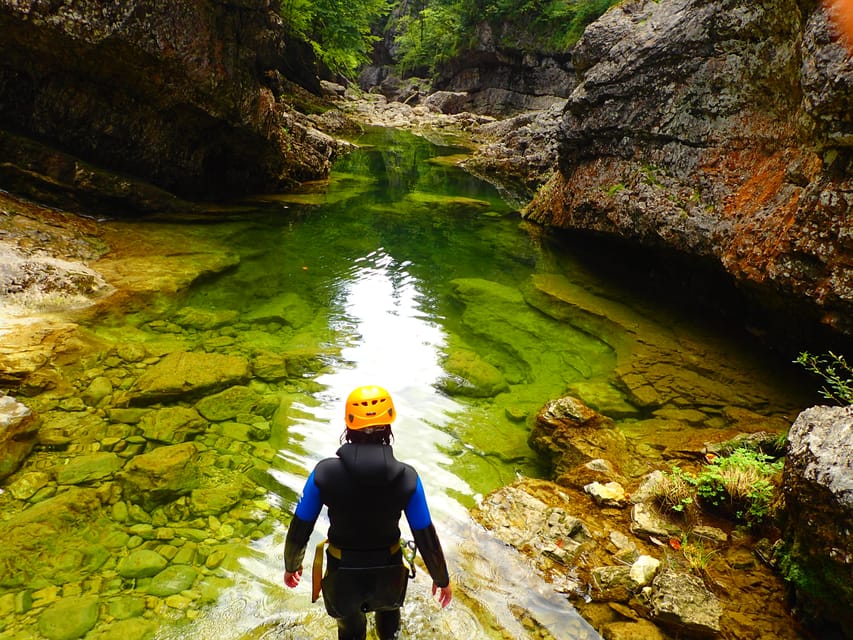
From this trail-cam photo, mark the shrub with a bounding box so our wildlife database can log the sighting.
[696,448,783,525]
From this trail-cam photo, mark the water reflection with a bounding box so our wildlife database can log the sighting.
[159,244,600,639]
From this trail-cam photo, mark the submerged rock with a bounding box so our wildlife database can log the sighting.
[38,595,100,640]
[128,352,250,405]
[437,347,509,397]
[117,442,200,509]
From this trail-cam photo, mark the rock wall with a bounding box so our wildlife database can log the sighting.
[781,404,853,637]
[524,0,853,341]
[0,0,339,209]
[361,12,576,116]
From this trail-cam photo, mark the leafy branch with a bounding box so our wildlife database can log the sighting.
[794,351,853,405]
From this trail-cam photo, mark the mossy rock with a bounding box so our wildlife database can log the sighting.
[438,348,509,398]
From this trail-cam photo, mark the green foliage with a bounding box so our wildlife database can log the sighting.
[653,448,784,527]
[795,350,853,405]
[392,0,620,76]
[279,0,391,78]
[395,4,464,74]
[696,449,783,525]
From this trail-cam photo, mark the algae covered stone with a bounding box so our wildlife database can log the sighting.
[38,595,99,640]
[117,549,168,578]
[147,564,197,596]
[195,386,259,421]
[138,406,207,443]
[129,351,250,405]
[54,452,123,485]
[438,348,509,398]
[117,442,199,509]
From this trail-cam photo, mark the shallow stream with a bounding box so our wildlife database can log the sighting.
[1,127,812,639]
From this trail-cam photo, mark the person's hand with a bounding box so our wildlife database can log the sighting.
[284,569,302,588]
[432,582,452,608]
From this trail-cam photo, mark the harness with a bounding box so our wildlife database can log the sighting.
[311,539,415,603]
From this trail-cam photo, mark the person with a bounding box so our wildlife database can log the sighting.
[283,384,453,640]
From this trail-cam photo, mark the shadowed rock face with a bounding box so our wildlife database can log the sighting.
[0,0,338,208]
[525,0,853,340]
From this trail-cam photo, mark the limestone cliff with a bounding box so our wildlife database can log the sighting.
[525,0,853,341]
[0,0,339,211]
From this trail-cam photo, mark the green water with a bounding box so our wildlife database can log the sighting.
[1,127,812,640]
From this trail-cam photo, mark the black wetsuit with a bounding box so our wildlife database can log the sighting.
[284,443,449,640]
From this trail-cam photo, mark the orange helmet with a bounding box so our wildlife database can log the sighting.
[345,385,396,430]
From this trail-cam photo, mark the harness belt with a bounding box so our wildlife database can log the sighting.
[311,540,405,603]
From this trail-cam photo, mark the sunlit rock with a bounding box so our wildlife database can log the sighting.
[584,480,628,508]
[629,555,661,587]
[0,395,40,481]
[529,395,639,480]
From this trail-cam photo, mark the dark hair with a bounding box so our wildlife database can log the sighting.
[342,425,393,445]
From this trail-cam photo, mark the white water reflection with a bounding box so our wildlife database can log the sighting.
[158,248,599,640]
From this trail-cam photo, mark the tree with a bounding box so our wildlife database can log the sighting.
[280,0,391,78]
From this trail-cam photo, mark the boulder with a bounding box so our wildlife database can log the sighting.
[195,386,260,422]
[780,405,853,635]
[117,442,200,509]
[138,406,207,444]
[437,348,509,398]
[38,595,99,640]
[0,395,41,481]
[128,351,250,405]
[649,569,722,636]
[528,396,633,480]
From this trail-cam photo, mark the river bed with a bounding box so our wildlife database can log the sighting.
[0,128,812,639]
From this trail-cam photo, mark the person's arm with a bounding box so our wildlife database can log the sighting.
[283,471,323,587]
[405,477,452,607]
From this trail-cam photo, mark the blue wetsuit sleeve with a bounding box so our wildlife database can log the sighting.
[294,470,323,522]
[404,476,433,530]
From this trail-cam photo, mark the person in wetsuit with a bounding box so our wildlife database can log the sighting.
[283,385,452,640]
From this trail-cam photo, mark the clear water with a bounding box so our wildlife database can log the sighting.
[154,128,607,637]
[4,127,809,639]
